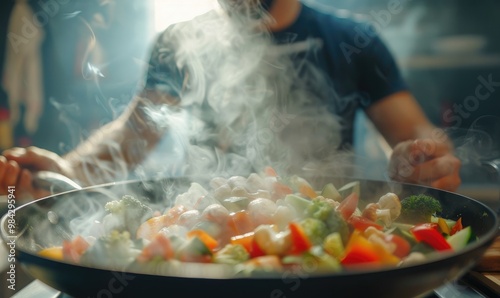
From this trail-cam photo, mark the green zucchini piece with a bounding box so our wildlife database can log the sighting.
[447,226,475,251]
[321,183,342,201]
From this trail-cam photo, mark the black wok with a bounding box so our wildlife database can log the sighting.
[1,177,499,298]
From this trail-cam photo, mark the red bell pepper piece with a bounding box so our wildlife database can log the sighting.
[288,222,312,254]
[341,245,381,265]
[348,215,383,232]
[450,218,463,236]
[337,193,359,220]
[411,224,452,251]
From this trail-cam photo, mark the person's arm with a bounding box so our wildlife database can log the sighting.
[366,91,461,191]
[1,26,185,197]
[63,90,179,185]
[0,89,177,195]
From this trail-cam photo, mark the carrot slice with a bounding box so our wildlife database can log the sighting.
[187,229,219,251]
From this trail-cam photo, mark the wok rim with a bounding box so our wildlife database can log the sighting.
[2,177,499,280]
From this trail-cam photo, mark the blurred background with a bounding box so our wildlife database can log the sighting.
[1,0,499,195]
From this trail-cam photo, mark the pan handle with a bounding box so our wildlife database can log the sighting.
[31,171,82,192]
[0,171,82,204]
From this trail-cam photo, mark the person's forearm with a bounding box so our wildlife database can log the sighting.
[367,91,447,147]
[63,95,166,186]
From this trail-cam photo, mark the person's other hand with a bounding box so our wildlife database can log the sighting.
[388,139,462,191]
[0,147,71,200]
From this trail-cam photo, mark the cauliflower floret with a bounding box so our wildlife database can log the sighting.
[253,225,292,255]
[103,195,153,236]
[361,193,401,227]
[378,193,402,219]
[80,230,140,270]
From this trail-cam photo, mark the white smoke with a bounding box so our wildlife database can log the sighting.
[139,2,348,181]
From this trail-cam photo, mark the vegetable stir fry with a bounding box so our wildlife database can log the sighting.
[38,168,476,275]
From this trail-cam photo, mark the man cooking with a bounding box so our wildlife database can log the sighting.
[0,0,461,200]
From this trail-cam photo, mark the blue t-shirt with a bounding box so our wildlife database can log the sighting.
[142,3,407,172]
[269,4,407,148]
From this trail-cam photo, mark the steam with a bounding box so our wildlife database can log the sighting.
[140,2,347,180]
[41,1,358,239]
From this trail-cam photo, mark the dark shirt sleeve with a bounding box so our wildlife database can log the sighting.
[143,27,185,98]
[355,25,408,106]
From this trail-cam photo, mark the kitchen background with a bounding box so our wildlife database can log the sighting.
[1,0,499,190]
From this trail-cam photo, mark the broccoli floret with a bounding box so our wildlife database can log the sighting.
[299,218,328,246]
[305,200,349,244]
[80,230,141,270]
[103,195,153,236]
[213,244,250,265]
[399,194,442,224]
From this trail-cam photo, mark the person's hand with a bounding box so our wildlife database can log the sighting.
[388,139,462,191]
[0,147,72,200]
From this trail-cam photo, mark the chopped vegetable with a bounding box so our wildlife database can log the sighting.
[321,183,342,201]
[136,205,187,240]
[299,218,329,245]
[253,225,292,255]
[348,215,383,232]
[227,210,254,236]
[410,223,452,251]
[376,193,402,226]
[284,248,341,272]
[243,255,282,271]
[288,175,317,198]
[341,230,381,266]
[338,181,360,199]
[323,232,345,259]
[384,234,411,259]
[362,193,402,227]
[285,194,313,216]
[447,226,475,251]
[450,217,463,236]
[305,199,349,244]
[136,233,174,263]
[230,231,267,258]
[337,193,359,220]
[289,222,312,254]
[39,246,64,261]
[187,229,219,251]
[62,236,90,263]
[103,195,153,236]
[400,194,442,224]
[213,244,250,265]
[80,230,140,270]
[177,236,212,263]
[437,217,451,235]
[47,171,477,276]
